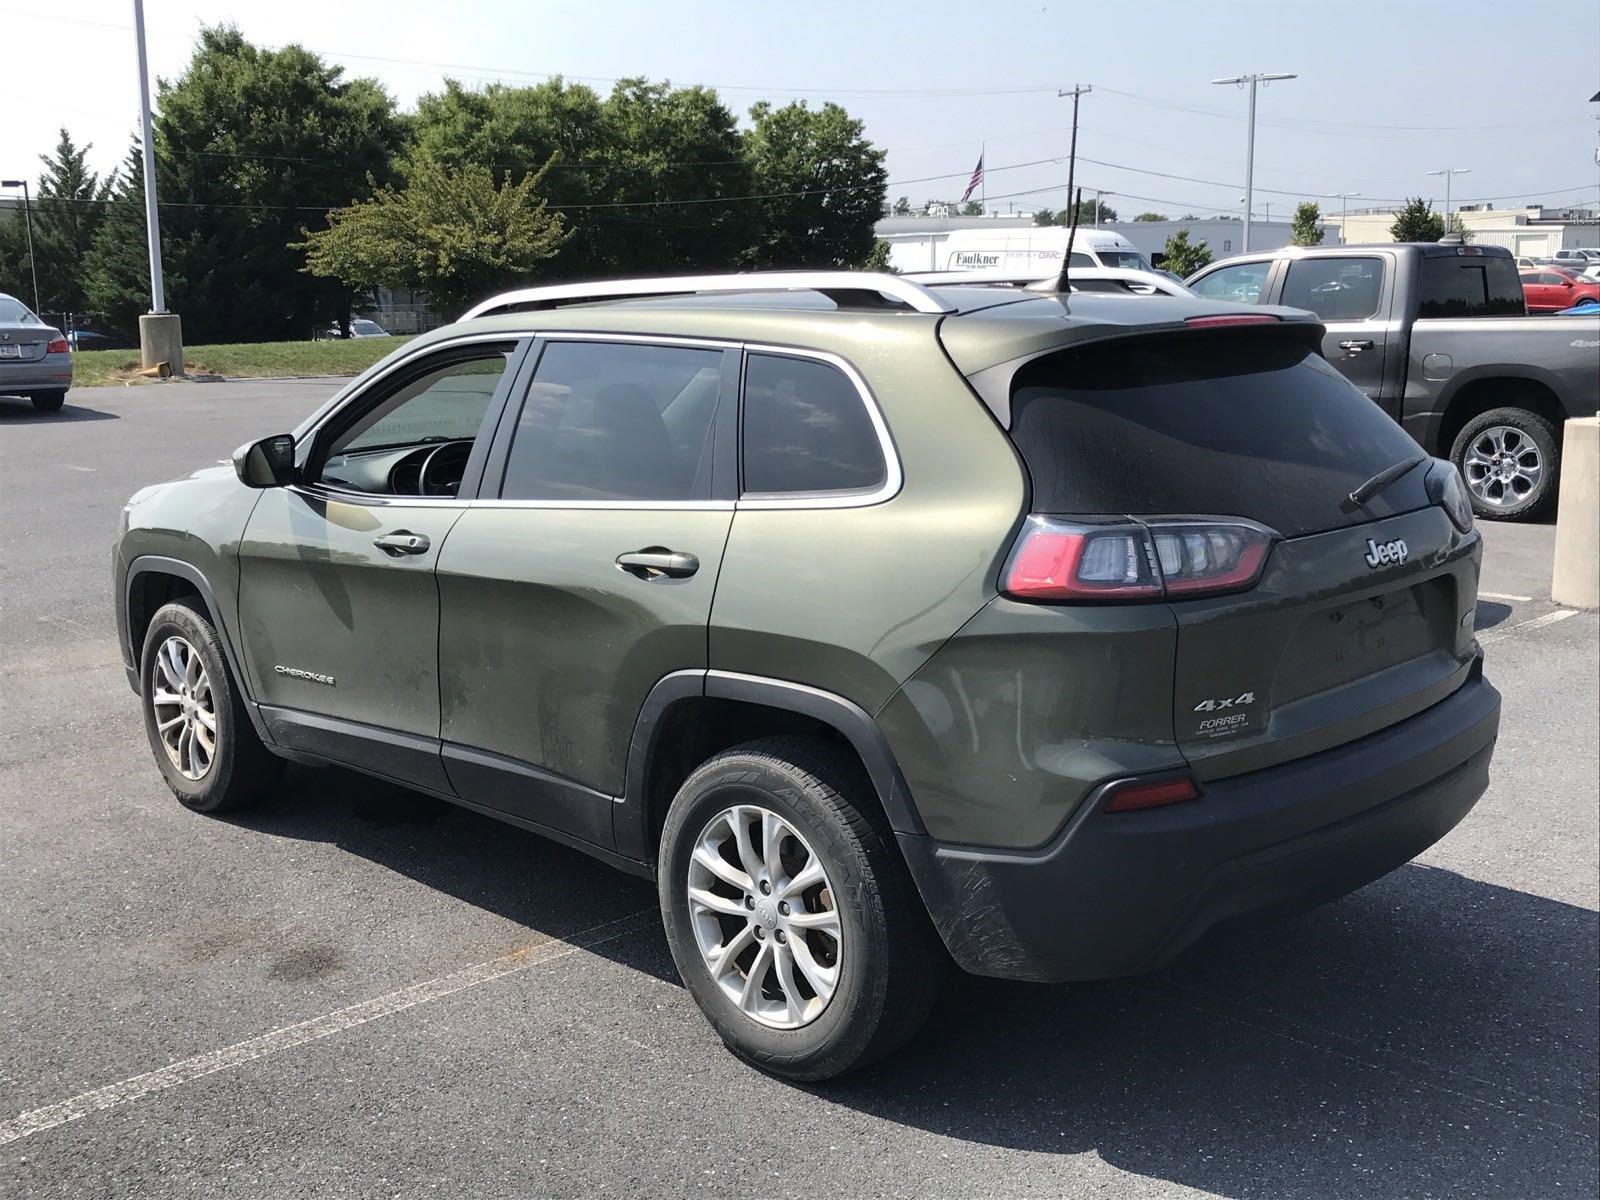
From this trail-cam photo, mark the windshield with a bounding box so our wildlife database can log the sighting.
[0,296,42,324]
[1094,250,1151,270]
[353,320,387,334]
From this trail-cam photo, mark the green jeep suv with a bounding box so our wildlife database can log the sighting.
[114,271,1501,1080]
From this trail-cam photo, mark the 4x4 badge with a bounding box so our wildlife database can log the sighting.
[1364,537,1408,568]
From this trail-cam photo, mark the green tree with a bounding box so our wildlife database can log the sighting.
[81,26,405,341]
[1133,211,1167,222]
[1161,228,1212,277]
[299,157,570,315]
[1291,200,1324,247]
[84,140,170,335]
[891,196,912,215]
[26,129,116,315]
[960,200,984,216]
[743,100,887,268]
[863,238,894,271]
[0,212,29,304]
[1071,198,1117,224]
[1389,197,1445,242]
[409,76,755,277]
[1032,207,1057,227]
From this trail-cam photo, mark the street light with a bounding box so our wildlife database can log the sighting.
[1426,167,1471,225]
[1093,188,1113,225]
[0,178,40,315]
[1331,192,1362,243]
[1211,72,1297,252]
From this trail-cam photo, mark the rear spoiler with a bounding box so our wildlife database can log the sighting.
[957,309,1324,427]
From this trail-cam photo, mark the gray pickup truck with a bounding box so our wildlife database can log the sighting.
[1189,241,1600,519]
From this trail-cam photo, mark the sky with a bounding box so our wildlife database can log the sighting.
[4,0,1598,223]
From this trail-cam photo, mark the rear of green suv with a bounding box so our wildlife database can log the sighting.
[114,274,1499,1081]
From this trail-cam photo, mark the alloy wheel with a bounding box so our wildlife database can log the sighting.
[149,635,217,781]
[1463,425,1542,509]
[686,804,843,1030]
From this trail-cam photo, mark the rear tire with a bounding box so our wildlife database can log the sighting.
[1450,407,1559,521]
[31,390,66,413]
[658,736,945,1081]
[139,600,283,813]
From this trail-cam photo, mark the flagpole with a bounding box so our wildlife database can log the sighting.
[980,141,986,214]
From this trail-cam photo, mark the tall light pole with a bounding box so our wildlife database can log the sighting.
[0,179,39,314]
[1426,167,1471,226]
[132,0,181,373]
[1211,72,1296,252]
[1332,191,1362,244]
[1092,188,1113,225]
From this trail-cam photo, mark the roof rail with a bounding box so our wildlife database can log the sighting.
[903,266,1192,298]
[460,271,953,321]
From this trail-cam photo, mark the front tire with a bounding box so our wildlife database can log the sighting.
[1451,407,1559,521]
[658,737,944,1081]
[139,600,282,812]
[31,390,66,413]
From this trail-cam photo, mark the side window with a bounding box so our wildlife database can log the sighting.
[500,340,723,502]
[317,347,514,496]
[1068,251,1095,268]
[1190,261,1271,303]
[1280,257,1383,321]
[1417,256,1526,317]
[741,353,887,496]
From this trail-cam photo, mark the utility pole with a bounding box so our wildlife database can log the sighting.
[1211,72,1296,252]
[1057,84,1091,231]
[1426,167,1471,227]
[133,0,182,373]
[1332,192,1362,244]
[0,179,39,314]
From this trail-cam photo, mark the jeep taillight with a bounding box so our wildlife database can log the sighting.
[1002,516,1275,603]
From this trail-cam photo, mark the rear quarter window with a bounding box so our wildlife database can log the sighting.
[1008,332,1427,538]
[1417,255,1525,317]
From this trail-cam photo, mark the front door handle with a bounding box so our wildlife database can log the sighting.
[1338,339,1374,353]
[616,548,699,579]
[374,530,431,556]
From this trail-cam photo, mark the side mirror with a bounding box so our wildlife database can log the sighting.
[232,434,296,488]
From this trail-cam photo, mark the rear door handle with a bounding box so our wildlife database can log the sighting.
[374,530,431,555]
[1338,339,1374,352]
[616,549,699,579]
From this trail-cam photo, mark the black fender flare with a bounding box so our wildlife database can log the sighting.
[123,555,275,745]
[615,668,926,862]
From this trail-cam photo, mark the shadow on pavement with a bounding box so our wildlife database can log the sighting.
[1474,598,1514,630]
[0,398,121,423]
[233,766,1599,1200]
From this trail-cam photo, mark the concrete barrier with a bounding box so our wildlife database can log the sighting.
[1551,416,1598,610]
[138,312,184,378]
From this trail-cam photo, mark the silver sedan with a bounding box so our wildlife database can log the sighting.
[0,292,73,412]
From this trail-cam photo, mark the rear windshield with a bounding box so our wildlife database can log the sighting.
[1417,255,1525,317]
[1008,333,1428,538]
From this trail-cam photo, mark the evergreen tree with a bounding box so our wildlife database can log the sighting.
[31,129,115,314]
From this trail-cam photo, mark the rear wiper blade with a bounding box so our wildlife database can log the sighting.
[1343,454,1427,511]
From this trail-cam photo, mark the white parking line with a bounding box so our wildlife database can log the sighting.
[1478,608,1579,644]
[0,909,654,1147]
[1479,591,1533,603]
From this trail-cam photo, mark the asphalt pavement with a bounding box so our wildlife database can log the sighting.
[2,381,1596,1199]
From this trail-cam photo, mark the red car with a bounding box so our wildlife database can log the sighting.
[1520,267,1600,314]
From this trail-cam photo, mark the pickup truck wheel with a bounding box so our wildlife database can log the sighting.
[658,736,944,1081]
[31,390,66,413]
[1451,408,1559,521]
[139,600,283,813]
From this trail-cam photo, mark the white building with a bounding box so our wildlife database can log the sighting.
[1320,204,1598,256]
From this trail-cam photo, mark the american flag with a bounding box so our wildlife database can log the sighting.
[959,152,984,203]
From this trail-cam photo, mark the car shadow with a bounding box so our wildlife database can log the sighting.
[1474,598,1514,630]
[231,767,1598,1199]
[0,397,120,423]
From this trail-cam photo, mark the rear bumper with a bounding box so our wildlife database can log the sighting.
[0,357,73,393]
[898,668,1500,982]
